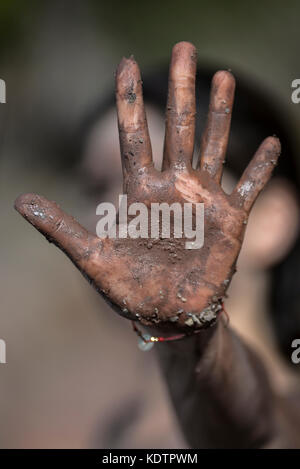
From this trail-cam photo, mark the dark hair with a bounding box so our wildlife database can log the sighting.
[78,63,300,364]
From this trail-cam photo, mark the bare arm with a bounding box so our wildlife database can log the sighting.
[155,318,300,448]
[155,322,274,448]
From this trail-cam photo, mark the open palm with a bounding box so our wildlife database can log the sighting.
[15,42,280,332]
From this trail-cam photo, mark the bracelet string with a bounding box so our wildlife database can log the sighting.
[132,302,228,350]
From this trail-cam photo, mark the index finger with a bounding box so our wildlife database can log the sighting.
[116,57,153,180]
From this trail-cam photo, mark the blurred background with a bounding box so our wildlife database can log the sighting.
[1,0,300,448]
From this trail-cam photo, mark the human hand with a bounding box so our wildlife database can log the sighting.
[15,42,280,333]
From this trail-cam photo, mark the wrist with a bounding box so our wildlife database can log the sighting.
[133,309,223,352]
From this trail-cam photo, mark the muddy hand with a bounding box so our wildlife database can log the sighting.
[15,42,280,333]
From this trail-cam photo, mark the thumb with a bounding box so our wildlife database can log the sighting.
[14,193,99,272]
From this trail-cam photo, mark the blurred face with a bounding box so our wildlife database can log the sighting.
[80,106,300,273]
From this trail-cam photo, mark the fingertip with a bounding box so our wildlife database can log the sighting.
[14,193,40,216]
[172,41,196,55]
[170,41,197,76]
[115,56,142,102]
[232,135,282,212]
[212,71,236,99]
[255,136,281,168]
[14,193,60,230]
[116,56,137,76]
[263,136,281,156]
[14,193,94,267]
[14,193,26,213]
[213,70,235,87]
[116,56,139,85]
[211,70,235,112]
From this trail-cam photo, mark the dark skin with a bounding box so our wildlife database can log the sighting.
[14,42,280,331]
[15,42,294,448]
